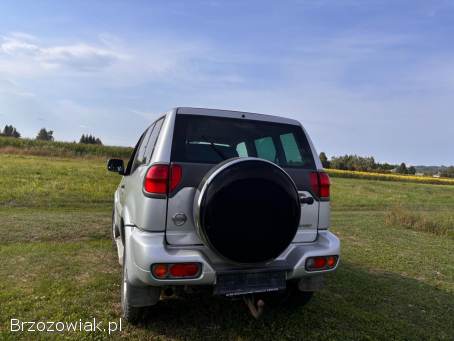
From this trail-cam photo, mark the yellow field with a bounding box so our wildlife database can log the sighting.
[326,168,454,186]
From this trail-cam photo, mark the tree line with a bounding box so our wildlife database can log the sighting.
[319,152,417,175]
[0,125,103,145]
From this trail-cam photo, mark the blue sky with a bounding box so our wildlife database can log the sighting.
[1,1,453,165]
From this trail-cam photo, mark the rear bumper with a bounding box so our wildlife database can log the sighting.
[127,229,340,287]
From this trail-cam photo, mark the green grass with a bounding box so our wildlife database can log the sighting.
[0,153,453,340]
[0,136,133,158]
[0,154,119,208]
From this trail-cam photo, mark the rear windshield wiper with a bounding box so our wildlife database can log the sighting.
[201,135,228,160]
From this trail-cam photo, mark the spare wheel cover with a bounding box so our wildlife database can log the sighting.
[194,157,300,263]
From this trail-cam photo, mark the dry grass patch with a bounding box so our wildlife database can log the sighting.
[385,206,453,238]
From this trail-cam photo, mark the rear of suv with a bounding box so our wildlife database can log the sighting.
[107,107,340,323]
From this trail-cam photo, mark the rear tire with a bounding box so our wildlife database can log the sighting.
[111,209,119,248]
[121,250,143,325]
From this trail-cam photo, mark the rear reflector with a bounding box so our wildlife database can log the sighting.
[306,255,338,271]
[144,164,182,195]
[151,263,201,279]
[310,171,330,200]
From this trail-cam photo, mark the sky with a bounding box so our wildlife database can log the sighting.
[0,0,453,165]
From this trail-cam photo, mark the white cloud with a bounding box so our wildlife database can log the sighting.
[1,37,40,56]
[0,31,247,91]
[8,32,38,41]
[0,34,122,73]
[40,44,121,71]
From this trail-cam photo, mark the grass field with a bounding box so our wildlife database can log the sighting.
[0,136,133,159]
[0,153,453,340]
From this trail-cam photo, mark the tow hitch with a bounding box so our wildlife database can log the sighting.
[243,295,265,319]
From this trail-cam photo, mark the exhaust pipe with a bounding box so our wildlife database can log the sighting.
[163,287,174,297]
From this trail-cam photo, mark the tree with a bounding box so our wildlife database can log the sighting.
[407,166,416,175]
[329,154,376,171]
[440,166,454,178]
[1,125,20,138]
[397,162,408,174]
[319,152,330,168]
[79,134,102,145]
[377,162,397,172]
[36,128,54,141]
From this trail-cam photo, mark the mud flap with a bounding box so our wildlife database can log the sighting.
[127,283,161,307]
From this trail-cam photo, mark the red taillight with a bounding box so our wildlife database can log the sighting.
[306,255,338,271]
[169,263,200,278]
[151,263,201,279]
[313,257,327,268]
[310,171,330,199]
[152,264,168,278]
[319,172,330,198]
[309,172,320,197]
[144,164,168,194]
[144,164,182,194]
[169,164,182,192]
[326,255,337,267]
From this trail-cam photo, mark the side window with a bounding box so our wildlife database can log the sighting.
[236,142,249,157]
[280,133,303,165]
[254,137,277,162]
[131,126,153,173]
[144,118,164,164]
[125,132,146,175]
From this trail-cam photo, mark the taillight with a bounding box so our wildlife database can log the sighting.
[310,171,330,200]
[169,263,200,277]
[306,255,338,271]
[319,172,330,198]
[144,164,182,194]
[144,164,168,194]
[169,164,182,192]
[151,263,201,279]
[152,264,168,278]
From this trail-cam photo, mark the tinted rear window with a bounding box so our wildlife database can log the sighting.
[171,114,316,169]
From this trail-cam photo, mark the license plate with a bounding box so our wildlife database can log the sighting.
[214,271,286,297]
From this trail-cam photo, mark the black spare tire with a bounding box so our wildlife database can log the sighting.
[195,158,300,263]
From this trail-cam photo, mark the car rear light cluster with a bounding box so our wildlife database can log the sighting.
[151,263,201,279]
[305,255,338,271]
[144,164,182,195]
[309,171,330,200]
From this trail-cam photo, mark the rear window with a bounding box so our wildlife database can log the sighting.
[171,114,316,169]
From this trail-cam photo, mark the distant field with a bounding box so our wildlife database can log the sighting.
[0,136,133,159]
[327,168,454,186]
[0,153,453,340]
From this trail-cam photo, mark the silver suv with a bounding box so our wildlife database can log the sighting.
[107,107,340,323]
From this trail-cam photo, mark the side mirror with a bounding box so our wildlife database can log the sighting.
[107,159,125,175]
